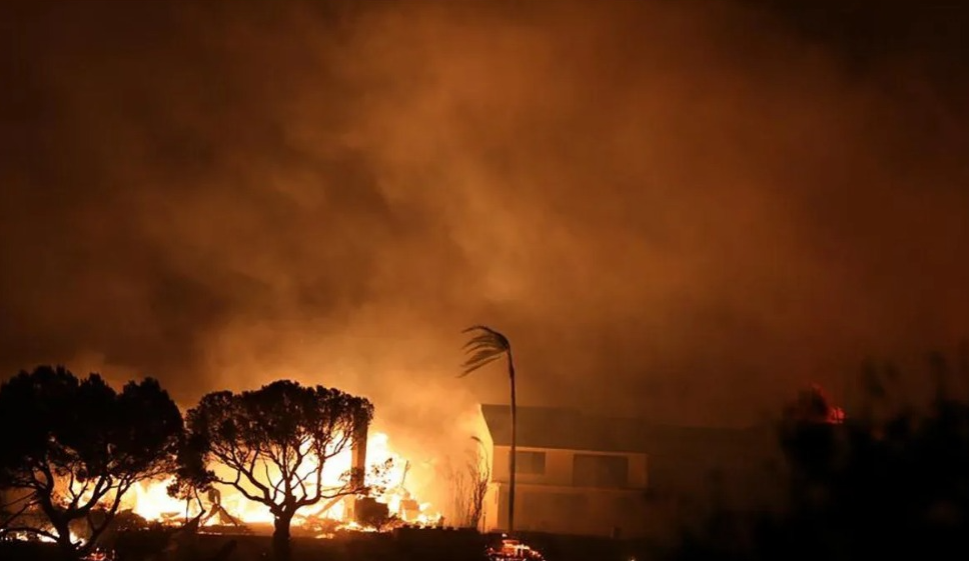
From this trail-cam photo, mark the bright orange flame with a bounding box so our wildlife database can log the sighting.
[117,431,441,534]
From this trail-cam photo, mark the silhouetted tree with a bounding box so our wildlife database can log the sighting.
[460,325,517,533]
[0,366,183,559]
[444,436,491,529]
[166,431,215,520]
[666,352,969,561]
[783,383,845,425]
[183,380,373,561]
[775,360,969,560]
[467,436,490,529]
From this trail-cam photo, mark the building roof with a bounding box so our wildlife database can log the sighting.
[480,404,772,460]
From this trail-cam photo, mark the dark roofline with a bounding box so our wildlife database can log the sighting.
[480,404,766,431]
[480,404,772,453]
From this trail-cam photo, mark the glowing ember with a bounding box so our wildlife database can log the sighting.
[789,383,846,425]
[6,530,84,547]
[487,538,546,561]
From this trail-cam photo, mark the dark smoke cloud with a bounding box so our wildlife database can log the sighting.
[2,0,969,452]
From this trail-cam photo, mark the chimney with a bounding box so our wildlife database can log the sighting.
[350,419,368,489]
[348,420,370,523]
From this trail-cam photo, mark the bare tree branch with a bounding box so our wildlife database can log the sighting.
[0,498,36,530]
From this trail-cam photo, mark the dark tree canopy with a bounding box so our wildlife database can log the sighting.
[783,383,846,425]
[0,366,183,557]
[183,380,374,559]
[668,353,969,561]
[165,431,215,511]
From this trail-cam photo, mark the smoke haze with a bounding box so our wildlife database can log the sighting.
[2,0,969,460]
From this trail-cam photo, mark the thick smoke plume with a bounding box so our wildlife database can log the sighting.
[2,0,968,464]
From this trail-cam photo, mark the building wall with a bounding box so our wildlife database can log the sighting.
[489,445,648,488]
[482,445,649,537]
[483,482,650,537]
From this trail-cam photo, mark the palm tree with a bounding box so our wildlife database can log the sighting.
[460,325,518,534]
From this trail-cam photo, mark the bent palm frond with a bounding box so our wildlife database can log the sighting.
[459,325,511,377]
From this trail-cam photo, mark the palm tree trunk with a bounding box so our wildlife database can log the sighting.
[507,351,517,535]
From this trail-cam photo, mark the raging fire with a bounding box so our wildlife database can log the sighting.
[61,431,442,539]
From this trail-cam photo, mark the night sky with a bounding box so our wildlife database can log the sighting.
[1,1,968,449]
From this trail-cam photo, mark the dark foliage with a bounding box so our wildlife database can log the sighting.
[166,430,216,511]
[181,379,374,561]
[0,366,183,558]
[666,352,969,561]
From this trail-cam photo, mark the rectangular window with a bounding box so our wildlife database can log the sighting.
[515,451,546,475]
[572,453,629,488]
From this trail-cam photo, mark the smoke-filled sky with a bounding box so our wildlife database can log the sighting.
[2,0,969,445]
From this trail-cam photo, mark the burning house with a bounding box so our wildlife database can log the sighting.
[183,427,442,535]
[477,405,777,538]
[1,429,441,549]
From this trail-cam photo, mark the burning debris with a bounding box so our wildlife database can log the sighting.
[2,429,444,561]
[111,430,442,536]
[486,537,546,561]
